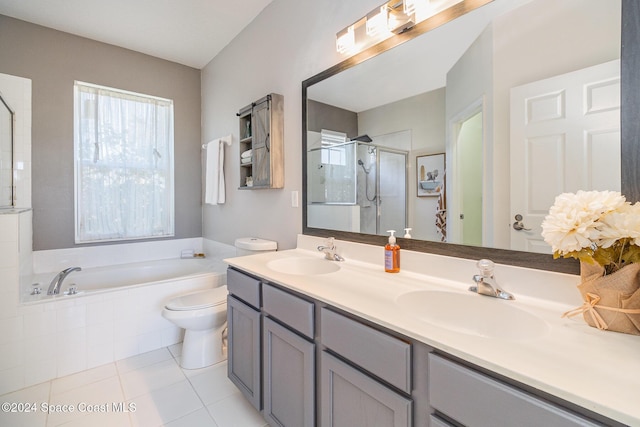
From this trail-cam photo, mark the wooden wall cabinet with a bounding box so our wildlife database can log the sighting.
[238,93,284,189]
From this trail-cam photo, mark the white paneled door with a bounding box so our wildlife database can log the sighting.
[510,60,620,253]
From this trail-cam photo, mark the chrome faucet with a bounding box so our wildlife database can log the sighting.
[469,259,514,300]
[47,267,81,295]
[317,237,344,261]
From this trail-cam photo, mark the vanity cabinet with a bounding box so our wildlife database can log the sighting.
[238,93,284,189]
[262,283,315,427]
[227,269,262,410]
[226,266,614,427]
[227,269,315,425]
[320,308,413,427]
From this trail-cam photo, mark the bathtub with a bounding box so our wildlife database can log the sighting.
[22,257,228,302]
[0,238,239,394]
[15,253,231,384]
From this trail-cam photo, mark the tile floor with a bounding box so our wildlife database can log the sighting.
[0,344,268,427]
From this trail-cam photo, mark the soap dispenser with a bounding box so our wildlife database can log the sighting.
[403,228,412,238]
[385,230,400,273]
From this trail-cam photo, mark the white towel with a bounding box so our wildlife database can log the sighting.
[205,135,232,205]
[241,149,252,159]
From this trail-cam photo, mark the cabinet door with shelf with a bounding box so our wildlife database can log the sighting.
[237,93,283,189]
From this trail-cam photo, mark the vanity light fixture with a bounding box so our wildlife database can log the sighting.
[336,24,356,54]
[403,0,419,15]
[366,5,390,37]
[336,0,465,54]
[387,1,414,34]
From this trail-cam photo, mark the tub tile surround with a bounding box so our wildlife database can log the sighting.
[225,234,640,426]
[0,346,268,427]
[0,237,235,396]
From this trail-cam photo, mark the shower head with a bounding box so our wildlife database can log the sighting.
[351,134,372,143]
[357,159,370,174]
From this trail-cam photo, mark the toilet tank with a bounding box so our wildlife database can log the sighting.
[235,237,278,256]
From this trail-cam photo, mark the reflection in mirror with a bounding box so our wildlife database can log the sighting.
[305,0,621,256]
[307,129,409,235]
[0,92,14,207]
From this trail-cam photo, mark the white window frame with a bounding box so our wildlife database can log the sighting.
[73,81,175,243]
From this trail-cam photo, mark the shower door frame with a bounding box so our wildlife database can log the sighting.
[358,142,409,236]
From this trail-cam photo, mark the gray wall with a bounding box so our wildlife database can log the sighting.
[0,15,202,250]
[307,100,358,138]
[201,0,385,250]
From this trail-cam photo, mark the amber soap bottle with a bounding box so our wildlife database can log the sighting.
[384,230,400,273]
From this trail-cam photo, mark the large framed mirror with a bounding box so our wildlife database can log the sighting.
[0,91,14,208]
[303,0,639,274]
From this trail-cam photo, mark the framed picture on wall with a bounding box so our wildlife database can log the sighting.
[416,153,445,197]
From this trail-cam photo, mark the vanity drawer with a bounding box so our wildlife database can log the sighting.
[428,354,600,427]
[321,308,411,394]
[227,268,261,309]
[262,283,314,339]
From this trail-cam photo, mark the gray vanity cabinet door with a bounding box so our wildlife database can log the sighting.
[227,295,261,410]
[320,351,412,427]
[263,317,315,427]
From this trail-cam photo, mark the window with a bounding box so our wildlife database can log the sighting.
[74,81,174,243]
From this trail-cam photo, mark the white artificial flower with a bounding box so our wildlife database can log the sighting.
[541,190,626,254]
[597,202,640,248]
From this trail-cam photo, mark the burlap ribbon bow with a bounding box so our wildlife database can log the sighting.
[562,262,640,335]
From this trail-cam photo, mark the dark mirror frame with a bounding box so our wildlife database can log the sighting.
[302,0,639,275]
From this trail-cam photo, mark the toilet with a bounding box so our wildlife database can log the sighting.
[162,237,277,369]
[234,237,278,256]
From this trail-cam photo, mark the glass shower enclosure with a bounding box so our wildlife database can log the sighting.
[308,137,407,236]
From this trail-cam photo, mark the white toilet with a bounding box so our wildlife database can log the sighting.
[162,237,277,369]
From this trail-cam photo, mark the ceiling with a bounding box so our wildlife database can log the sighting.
[0,0,274,69]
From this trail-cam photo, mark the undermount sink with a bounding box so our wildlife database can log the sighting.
[396,290,549,341]
[267,257,341,275]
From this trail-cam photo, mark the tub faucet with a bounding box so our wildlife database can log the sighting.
[317,238,344,261]
[469,259,514,300]
[47,267,81,295]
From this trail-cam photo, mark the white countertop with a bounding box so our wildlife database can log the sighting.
[225,235,640,426]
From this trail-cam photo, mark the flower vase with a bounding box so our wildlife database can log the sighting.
[564,262,640,335]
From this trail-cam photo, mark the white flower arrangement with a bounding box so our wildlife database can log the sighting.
[541,190,640,275]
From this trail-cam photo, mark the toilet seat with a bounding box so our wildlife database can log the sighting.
[165,286,228,311]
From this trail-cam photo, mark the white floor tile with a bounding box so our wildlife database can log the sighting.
[128,379,203,427]
[0,382,50,427]
[52,409,132,427]
[116,348,173,375]
[187,362,237,406]
[167,342,182,359]
[180,356,228,378]
[206,393,267,427]
[120,359,186,400]
[163,407,218,427]
[51,363,117,395]
[47,376,124,427]
[0,346,262,427]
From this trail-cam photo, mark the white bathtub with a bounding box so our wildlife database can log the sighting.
[0,238,239,394]
[22,257,228,302]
